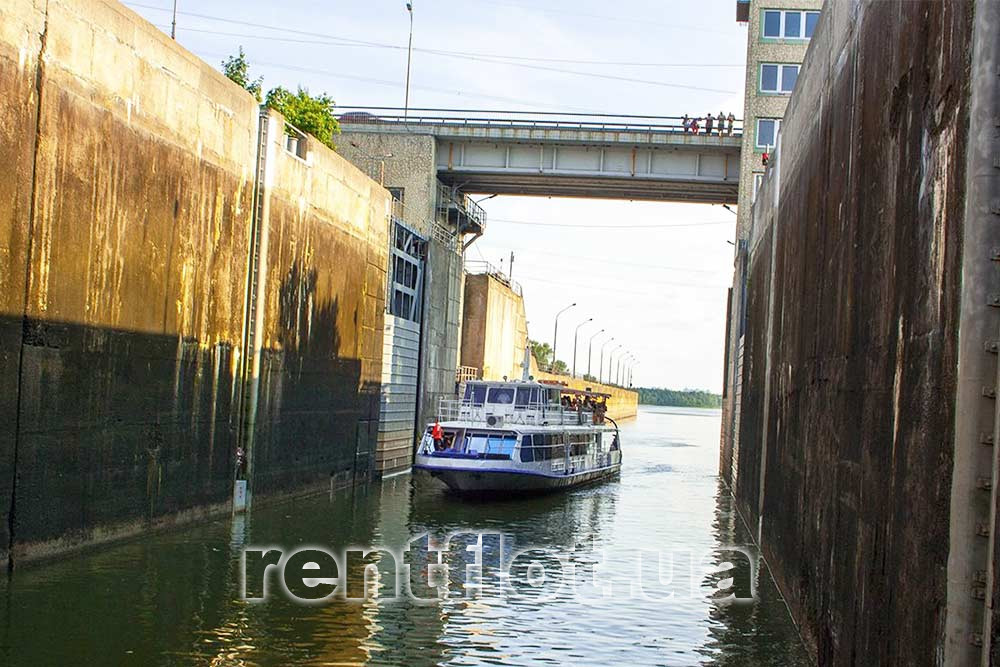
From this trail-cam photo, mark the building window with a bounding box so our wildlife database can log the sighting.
[760,63,800,94]
[756,118,781,149]
[752,173,765,203]
[762,10,821,39]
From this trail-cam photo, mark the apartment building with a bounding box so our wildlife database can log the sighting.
[721,0,823,487]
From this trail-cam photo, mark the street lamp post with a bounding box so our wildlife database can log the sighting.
[404,2,414,118]
[587,329,606,380]
[608,345,623,386]
[170,0,178,39]
[599,337,615,384]
[551,302,577,373]
[616,353,625,386]
[572,318,593,378]
[620,353,633,386]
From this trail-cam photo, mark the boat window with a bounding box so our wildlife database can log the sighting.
[515,387,532,407]
[520,435,534,462]
[488,435,516,457]
[464,383,487,405]
[467,434,489,455]
[548,389,560,404]
[535,435,548,461]
[487,386,515,404]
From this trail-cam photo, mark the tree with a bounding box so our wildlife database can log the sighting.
[265,86,340,150]
[529,340,552,368]
[551,360,568,374]
[636,387,722,408]
[221,48,262,102]
[220,50,341,150]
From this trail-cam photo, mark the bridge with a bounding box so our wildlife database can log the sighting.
[338,108,743,204]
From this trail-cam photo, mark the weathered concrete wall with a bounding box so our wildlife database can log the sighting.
[459,267,637,419]
[730,0,982,662]
[250,109,390,497]
[418,238,464,430]
[7,0,259,562]
[338,132,438,238]
[0,0,391,564]
[460,272,528,382]
[0,0,46,564]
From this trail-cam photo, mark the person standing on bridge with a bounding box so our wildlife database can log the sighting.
[727,112,735,136]
[717,112,726,136]
[704,113,714,136]
[682,114,691,133]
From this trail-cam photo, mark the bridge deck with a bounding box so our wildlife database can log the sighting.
[339,109,742,204]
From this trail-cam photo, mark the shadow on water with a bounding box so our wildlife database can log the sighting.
[0,406,809,666]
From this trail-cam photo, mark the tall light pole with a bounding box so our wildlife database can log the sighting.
[616,352,626,386]
[608,345,623,386]
[599,337,615,384]
[571,318,593,378]
[551,302,576,373]
[170,0,178,39]
[404,2,414,118]
[587,329,606,380]
[620,353,633,386]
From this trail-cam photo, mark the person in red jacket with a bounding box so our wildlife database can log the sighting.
[432,422,444,451]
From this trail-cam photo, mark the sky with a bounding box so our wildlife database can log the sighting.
[127,0,750,392]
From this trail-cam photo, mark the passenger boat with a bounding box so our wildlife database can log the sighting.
[414,355,622,494]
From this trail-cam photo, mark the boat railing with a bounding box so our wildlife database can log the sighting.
[437,399,594,426]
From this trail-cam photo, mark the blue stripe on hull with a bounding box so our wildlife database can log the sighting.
[414,463,621,494]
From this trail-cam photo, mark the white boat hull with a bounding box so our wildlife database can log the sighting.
[414,454,622,494]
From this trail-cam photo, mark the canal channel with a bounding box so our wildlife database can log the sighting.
[0,407,808,666]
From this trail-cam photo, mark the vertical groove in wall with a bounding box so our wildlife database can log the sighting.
[8,0,49,572]
[947,0,1000,661]
[971,0,1000,660]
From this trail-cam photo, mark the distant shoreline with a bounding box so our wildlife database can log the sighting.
[636,387,722,409]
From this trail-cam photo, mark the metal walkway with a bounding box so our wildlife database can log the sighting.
[339,108,742,204]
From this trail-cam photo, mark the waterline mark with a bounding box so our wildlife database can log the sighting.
[241,532,757,605]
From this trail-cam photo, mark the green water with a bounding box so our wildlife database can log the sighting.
[0,407,809,666]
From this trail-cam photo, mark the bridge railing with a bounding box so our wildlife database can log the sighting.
[464,260,522,296]
[337,107,743,137]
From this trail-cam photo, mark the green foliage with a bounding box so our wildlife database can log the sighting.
[637,387,722,408]
[265,86,340,149]
[220,49,340,150]
[529,340,552,368]
[529,339,568,375]
[221,48,262,102]
[582,374,597,382]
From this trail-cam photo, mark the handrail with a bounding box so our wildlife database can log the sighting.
[436,398,606,426]
[337,105,743,123]
[342,116,743,136]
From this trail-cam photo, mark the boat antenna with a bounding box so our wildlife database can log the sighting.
[521,344,532,381]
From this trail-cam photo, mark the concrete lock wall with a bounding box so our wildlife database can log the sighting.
[461,272,528,382]
[250,109,390,498]
[461,271,637,420]
[0,0,391,564]
[727,0,994,663]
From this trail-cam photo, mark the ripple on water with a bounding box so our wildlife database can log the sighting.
[0,407,809,667]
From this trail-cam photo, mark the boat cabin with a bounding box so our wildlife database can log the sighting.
[437,380,611,427]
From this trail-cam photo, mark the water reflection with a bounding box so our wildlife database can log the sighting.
[0,407,808,666]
